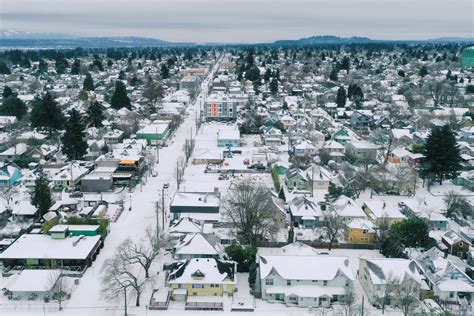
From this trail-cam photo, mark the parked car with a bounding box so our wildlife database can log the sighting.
[69,191,83,198]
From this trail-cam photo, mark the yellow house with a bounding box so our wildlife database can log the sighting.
[168,258,237,299]
[346,219,376,244]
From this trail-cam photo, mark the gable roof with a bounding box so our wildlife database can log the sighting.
[260,255,354,281]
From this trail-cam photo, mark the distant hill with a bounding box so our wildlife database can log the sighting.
[273,35,474,46]
[0,30,472,48]
[0,30,195,48]
[274,35,373,46]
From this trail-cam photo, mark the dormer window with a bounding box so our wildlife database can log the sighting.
[191,269,205,279]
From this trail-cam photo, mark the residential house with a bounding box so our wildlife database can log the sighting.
[362,200,406,227]
[285,168,309,191]
[288,196,323,229]
[0,143,28,162]
[293,140,317,157]
[0,163,22,188]
[167,258,237,299]
[257,253,355,307]
[345,141,379,162]
[399,200,449,231]
[359,258,425,308]
[442,231,470,259]
[415,247,474,305]
[173,233,220,260]
[350,111,373,130]
[323,140,345,163]
[304,165,332,191]
[332,196,366,222]
[346,219,376,244]
[217,129,241,148]
[460,126,474,143]
[103,129,124,145]
[52,163,91,190]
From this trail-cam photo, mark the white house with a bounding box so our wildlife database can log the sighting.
[258,253,354,307]
[358,258,425,307]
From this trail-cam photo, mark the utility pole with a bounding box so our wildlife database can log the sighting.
[162,186,165,230]
[155,200,160,237]
[361,296,364,316]
[124,287,128,316]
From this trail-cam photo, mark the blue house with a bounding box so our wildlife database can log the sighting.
[217,130,241,148]
[0,163,22,187]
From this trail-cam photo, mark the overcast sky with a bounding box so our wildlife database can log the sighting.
[1,0,473,43]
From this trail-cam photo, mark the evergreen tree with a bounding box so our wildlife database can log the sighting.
[110,81,131,110]
[160,64,170,79]
[0,96,27,119]
[336,86,347,108]
[62,109,88,160]
[421,125,462,184]
[71,59,81,75]
[419,65,428,77]
[2,86,13,99]
[264,68,272,82]
[329,67,338,81]
[0,61,11,74]
[83,73,95,91]
[30,92,64,133]
[31,170,52,218]
[245,65,260,82]
[341,56,350,72]
[38,59,48,73]
[269,78,278,96]
[87,101,105,128]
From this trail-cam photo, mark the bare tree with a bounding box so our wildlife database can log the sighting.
[183,138,196,163]
[143,79,164,113]
[343,283,357,316]
[48,270,71,311]
[174,157,186,189]
[425,80,447,107]
[323,212,345,250]
[123,227,168,278]
[101,241,148,307]
[393,279,420,316]
[223,180,276,246]
[0,187,17,208]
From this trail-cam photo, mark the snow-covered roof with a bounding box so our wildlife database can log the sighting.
[347,219,376,232]
[172,192,220,208]
[363,200,405,220]
[175,233,219,256]
[168,258,236,285]
[170,217,203,234]
[7,269,61,293]
[259,255,354,281]
[0,234,101,260]
[333,196,366,218]
[217,129,240,141]
[361,258,423,285]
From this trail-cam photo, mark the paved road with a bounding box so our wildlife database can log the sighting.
[59,57,222,315]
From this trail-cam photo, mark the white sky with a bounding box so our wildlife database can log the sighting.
[1,0,473,43]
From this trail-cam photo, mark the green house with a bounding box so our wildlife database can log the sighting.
[49,225,100,238]
[285,168,309,191]
[136,123,169,146]
[462,47,474,68]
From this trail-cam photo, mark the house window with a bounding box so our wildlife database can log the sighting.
[193,292,197,296]
[323,281,328,286]
[362,230,368,234]
[449,292,454,298]
[192,284,203,289]
[287,280,291,286]
[289,296,297,301]
[265,279,274,285]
